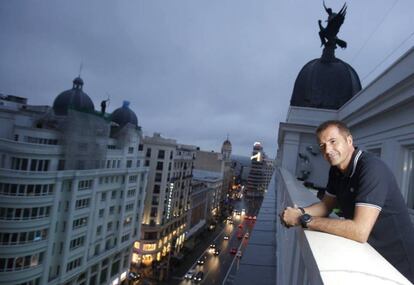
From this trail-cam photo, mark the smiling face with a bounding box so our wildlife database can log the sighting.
[317,125,355,172]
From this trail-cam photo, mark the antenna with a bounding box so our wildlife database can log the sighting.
[78,62,83,77]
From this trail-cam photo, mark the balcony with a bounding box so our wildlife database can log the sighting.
[231,168,412,285]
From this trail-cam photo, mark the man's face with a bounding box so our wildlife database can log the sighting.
[317,125,354,171]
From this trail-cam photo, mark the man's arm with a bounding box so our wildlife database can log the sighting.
[304,195,337,217]
[307,205,380,243]
[281,195,336,227]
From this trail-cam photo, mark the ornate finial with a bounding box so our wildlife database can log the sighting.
[318,2,347,50]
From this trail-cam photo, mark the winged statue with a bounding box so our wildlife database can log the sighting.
[318,2,347,49]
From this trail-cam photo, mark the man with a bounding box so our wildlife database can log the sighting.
[281,120,414,282]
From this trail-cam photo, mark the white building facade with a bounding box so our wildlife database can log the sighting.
[0,79,148,285]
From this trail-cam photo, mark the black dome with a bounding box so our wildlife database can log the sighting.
[290,49,361,110]
[53,77,95,115]
[111,101,138,127]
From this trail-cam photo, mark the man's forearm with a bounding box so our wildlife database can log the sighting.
[308,217,369,243]
[304,202,331,217]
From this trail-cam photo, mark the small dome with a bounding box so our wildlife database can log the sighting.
[223,139,231,146]
[290,49,361,110]
[53,77,95,115]
[111,101,138,127]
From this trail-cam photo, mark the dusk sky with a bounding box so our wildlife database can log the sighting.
[1,1,413,157]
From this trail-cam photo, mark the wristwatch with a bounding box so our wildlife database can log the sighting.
[300,213,312,228]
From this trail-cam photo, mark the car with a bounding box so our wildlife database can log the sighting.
[223,235,230,240]
[209,244,216,249]
[193,271,204,282]
[209,244,216,253]
[128,272,141,281]
[244,232,250,239]
[253,216,257,220]
[197,255,207,265]
[184,269,195,279]
[214,248,220,256]
[236,250,242,258]
[230,247,237,254]
[237,233,243,239]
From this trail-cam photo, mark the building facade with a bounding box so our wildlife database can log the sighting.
[0,77,148,285]
[245,142,274,198]
[133,133,196,267]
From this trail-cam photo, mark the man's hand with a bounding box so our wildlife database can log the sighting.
[280,205,303,228]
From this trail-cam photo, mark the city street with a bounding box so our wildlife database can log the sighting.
[170,197,262,285]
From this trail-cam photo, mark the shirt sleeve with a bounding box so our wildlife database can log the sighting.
[354,158,388,211]
[325,167,337,197]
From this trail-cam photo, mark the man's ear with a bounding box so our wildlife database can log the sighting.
[347,135,353,145]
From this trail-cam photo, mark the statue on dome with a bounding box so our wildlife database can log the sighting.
[100,98,110,114]
[318,2,347,49]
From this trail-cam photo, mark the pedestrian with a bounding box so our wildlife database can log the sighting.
[280,120,414,282]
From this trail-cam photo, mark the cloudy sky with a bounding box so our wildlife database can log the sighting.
[1,1,413,157]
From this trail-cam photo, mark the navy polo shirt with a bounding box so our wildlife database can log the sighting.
[325,150,414,282]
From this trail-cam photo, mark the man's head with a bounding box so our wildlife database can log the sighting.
[316,120,355,171]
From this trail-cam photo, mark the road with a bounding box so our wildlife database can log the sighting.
[173,197,262,285]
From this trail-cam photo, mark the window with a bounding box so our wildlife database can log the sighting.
[153,184,160,194]
[127,188,136,197]
[121,234,130,243]
[125,203,134,212]
[78,180,93,190]
[111,190,117,199]
[72,217,88,229]
[0,229,47,245]
[0,183,54,196]
[75,199,90,209]
[129,175,137,183]
[11,157,29,170]
[156,161,163,171]
[145,160,150,167]
[158,150,165,159]
[155,173,162,182]
[69,236,85,250]
[146,148,151,158]
[138,144,144,151]
[99,209,104,218]
[96,226,102,236]
[109,206,115,215]
[101,192,106,201]
[136,160,141,167]
[126,160,132,168]
[128,147,134,154]
[66,257,82,272]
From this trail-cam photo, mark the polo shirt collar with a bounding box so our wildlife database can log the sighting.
[337,148,363,178]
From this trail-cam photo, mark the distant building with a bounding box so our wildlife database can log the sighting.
[133,133,196,266]
[193,150,224,216]
[231,155,251,184]
[245,142,274,198]
[0,77,148,285]
[221,138,234,209]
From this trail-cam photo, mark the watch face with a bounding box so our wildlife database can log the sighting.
[302,214,312,223]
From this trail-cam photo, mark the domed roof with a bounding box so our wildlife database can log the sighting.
[111,101,138,127]
[290,49,361,110]
[223,139,231,146]
[53,76,95,115]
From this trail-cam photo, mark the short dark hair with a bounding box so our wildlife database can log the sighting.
[316,120,351,137]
